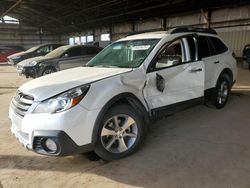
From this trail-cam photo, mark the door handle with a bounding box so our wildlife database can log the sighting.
[190,68,202,73]
[214,61,220,64]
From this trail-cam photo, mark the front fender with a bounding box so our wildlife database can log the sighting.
[80,69,148,111]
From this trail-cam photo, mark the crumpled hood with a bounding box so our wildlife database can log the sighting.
[17,56,54,66]
[19,67,132,101]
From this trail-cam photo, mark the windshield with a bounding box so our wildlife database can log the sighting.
[87,39,160,68]
[45,45,71,58]
[25,45,42,53]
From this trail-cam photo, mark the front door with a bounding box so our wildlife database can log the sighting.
[58,46,83,70]
[144,35,205,110]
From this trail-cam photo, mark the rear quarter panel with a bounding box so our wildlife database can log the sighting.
[212,50,237,88]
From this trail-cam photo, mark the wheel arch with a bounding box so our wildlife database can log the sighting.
[217,68,234,87]
[39,64,57,76]
[91,92,150,145]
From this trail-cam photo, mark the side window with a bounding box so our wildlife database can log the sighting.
[47,45,53,52]
[208,37,228,55]
[52,44,60,50]
[37,45,51,54]
[155,40,183,69]
[83,47,99,55]
[65,47,82,57]
[197,36,211,59]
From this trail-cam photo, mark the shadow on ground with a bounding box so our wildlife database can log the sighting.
[1,94,250,187]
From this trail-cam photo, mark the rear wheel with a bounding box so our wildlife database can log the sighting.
[94,104,145,161]
[214,74,231,109]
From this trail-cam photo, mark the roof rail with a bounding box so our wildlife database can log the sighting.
[168,27,217,35]
[126,29,164,37]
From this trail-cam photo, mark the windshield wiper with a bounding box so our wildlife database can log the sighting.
[90,65,122,68]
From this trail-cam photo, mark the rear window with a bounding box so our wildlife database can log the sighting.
[208,37,228,55]
[197,36,211,59]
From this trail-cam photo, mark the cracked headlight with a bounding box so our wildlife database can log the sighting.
[33,85,90,114]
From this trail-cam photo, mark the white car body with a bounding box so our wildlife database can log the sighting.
[9,28,237,157]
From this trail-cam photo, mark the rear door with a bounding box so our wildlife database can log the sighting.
[196,35,227,90]
[58,46,83,70]
[143,35,205,111]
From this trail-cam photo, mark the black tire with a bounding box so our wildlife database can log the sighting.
[213,74,231,109]
[41,66,56,76]
[94,104,146,161]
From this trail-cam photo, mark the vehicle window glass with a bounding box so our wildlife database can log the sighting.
[26,45,41,52]
[206,37,216,56]
[197,36,211,59]
[52,44,60,50]
[37,45,52,54]
[208,37,228,55]
[82,46,99,55]
[45,45,71,58]
[67,47,82,57]
[87,39,160,68]
[154,39,184,69]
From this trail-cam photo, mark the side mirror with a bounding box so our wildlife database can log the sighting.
[36,50,41,54]
[62,53,69,58]
[169,55,181,65]
[156,73,165,92]
[157,55,181,66]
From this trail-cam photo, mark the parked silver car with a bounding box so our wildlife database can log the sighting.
[8,44,64,65]
[16,45,103,78]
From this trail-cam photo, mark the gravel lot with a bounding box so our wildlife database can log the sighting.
[1,63,250,188]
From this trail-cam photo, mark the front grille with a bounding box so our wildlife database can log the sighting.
[11,91,34,117]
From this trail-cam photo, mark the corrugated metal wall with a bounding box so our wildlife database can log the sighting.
[69,4,250,57]
[212,6,250,57]
[218,29,250,56]
[0,23,62,49]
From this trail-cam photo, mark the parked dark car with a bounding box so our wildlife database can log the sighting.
[0,46,24,63]
[243,44,250,69]
[16,45,103,78]
[7,44,64,65]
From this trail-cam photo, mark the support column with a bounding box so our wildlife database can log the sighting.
[201,9,211,28]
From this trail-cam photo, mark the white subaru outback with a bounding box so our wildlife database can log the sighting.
[9,28,237,161]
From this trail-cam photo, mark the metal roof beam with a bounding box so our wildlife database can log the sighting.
[0,0,23,18]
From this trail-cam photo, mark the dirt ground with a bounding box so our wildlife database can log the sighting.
[1,63,250,188]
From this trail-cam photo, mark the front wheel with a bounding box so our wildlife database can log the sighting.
[41,66,56,76]
[94,104,146,161]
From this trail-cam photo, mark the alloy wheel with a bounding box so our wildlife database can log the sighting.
[43,68,54,75]
[100,114,138,153]
[217,81,229,105]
